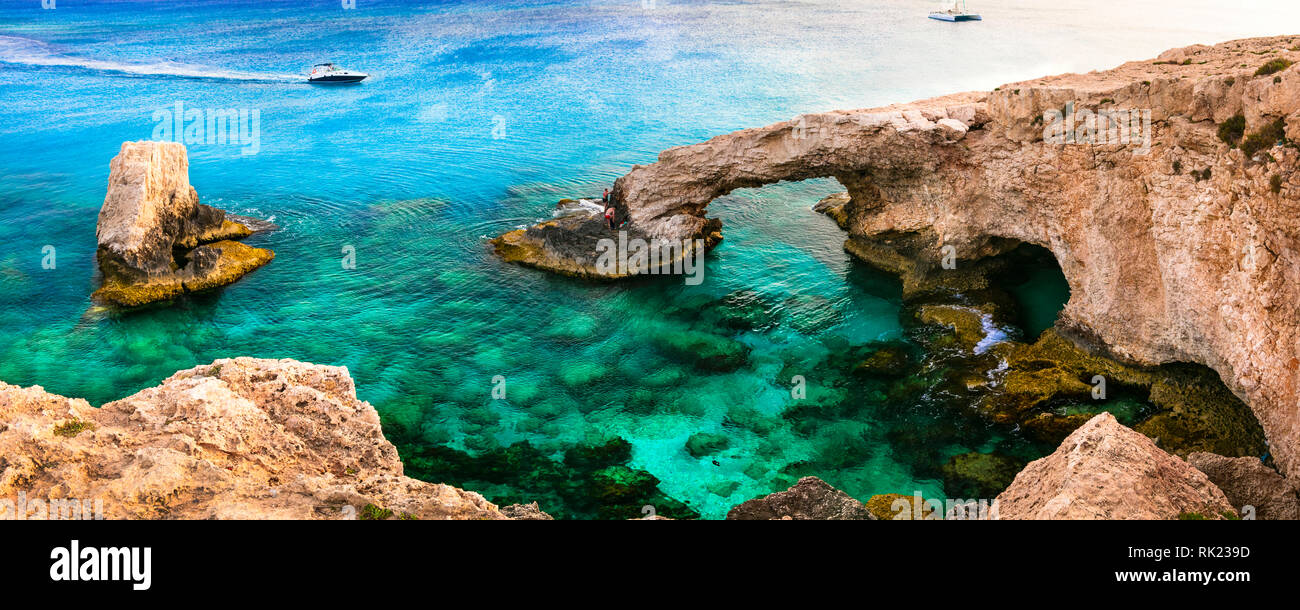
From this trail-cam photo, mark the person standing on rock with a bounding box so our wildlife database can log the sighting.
[602,188,610,204]
[604,204,616,229]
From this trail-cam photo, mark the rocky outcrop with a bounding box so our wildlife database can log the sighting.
[996,413,1234,519]
[500,502,555,520]
[93,140,274,307]
[0,358,507,520]
[1188,452,1300,520]
[494,36,1300,480]
[726,476,875,520]
[490,198,718,279]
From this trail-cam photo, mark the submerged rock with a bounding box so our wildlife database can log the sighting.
[0,358,507,519]
[853,344,912,377]
[865,493,937,520]
[942,452,1025,499]
[399,436,697,520]
[651,328,750,372]
[1187,452,1299,520]
[996,413,1234,519]
[564,438,633,471]
[698,290,779,332]
[685,432,729,458]
[726,476,875,520]
[92,141,273,307]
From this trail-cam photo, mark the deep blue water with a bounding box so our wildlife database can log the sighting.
[2,0,1295,518]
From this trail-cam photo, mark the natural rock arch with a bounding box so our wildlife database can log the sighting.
[495,37,1300,479]
[608,95,984,242]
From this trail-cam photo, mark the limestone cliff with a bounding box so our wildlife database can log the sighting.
[93,140,274,307]
[0,358,507,520]
[495,36,1300,480]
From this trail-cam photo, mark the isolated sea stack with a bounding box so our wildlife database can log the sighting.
[92,140,274,307]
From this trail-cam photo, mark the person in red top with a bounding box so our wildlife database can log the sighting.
[602,188,610,204]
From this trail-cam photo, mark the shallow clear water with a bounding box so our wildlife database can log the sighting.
[2,0,1295,518]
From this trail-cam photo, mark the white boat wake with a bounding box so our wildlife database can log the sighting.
[0,35,301,83]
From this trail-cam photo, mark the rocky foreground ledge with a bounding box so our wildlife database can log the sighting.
[494,36,1300,481]
[731,413,1298,520]
[93,141,274,307]
[0,358,506,519]
[4,360,1294,519]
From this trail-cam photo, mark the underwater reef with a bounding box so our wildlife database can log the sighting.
[393,437,699,520]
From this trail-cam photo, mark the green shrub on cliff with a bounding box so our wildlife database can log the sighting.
[1217,114,1246,147]
[1240,118,1288,158]
[359,503,393,520]
[1254,58,1293,76]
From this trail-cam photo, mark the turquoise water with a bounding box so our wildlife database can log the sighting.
[1008,261,1072,339]
[2,0,1296,518]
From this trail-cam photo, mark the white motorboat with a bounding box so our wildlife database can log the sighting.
[308,62,368,83]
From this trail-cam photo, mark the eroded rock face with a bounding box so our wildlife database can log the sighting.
[726,476,875,520]
[1188,452,1300,520]
[494,36,1300,480]
[93,140,274,306]
[0,358,507,520]
[996,413,1233,519]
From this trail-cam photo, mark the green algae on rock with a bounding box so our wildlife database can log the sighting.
[1136,365,1268,458]
[853,344,913,377]
[179,240,275,293]
[941,452,1026,499]
[865,493,937,520]
[915,304,1000,354]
